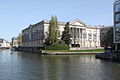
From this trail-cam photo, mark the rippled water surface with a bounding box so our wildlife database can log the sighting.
[0,50,120,80]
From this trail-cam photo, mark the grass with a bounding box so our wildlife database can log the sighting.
[43,49,104,53]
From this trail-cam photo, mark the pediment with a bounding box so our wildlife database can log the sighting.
[69,20,86,27]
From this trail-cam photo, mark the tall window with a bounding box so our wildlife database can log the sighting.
[93,33,97,41]
[83,33,87,39]
[88,33,92,41]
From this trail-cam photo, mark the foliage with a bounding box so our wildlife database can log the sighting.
[45,43,70,50]
[17,33,22,46]
[45,16,59,46]
[61,22,71,45]
[102,27,114,48]
[37,47,45,50]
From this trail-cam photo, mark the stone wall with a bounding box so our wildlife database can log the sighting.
[17,46,39,53]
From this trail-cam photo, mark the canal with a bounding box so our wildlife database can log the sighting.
[0,50,120,80]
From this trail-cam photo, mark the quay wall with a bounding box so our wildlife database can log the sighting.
[96,50,120,61]
[16,46,42,53]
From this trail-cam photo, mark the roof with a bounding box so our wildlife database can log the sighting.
[69,19,86,27]
[22,19,103,32]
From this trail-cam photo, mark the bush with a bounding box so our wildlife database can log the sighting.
[45,43,70,50]
[37,47,45,50]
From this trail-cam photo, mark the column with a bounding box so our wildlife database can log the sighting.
[77,28,79,40]
[74,28,76,44]
[75,28,77,40]
[78,28,80,40]
[80,28,82,40]
[79,28,81,39]
[71,28,73,39]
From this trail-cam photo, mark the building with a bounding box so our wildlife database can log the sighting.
[0,38,6,48]
[114,0,120,43]
[22,20,101,49]
[0,38,11,49]
[114,0,120,51]
[12,37,19,48]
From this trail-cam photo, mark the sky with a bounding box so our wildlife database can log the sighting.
[0,0,115,42]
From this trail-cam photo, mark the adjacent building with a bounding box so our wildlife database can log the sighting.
[114,0,120,43]
[114,0,120,50]
[22,20,101,49]
[12,37,19,48]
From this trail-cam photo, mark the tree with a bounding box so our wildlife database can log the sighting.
[17,33,22,46]
[103,27,114,48]
[45,16,59,45]
[61,22,71,45]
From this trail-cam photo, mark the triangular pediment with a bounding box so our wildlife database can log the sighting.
[69,20,86,27]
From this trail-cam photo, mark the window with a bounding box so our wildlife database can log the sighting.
[115,14,120,22]
[83,33,87,39]
[115,23,120,32]
[88,33,92,41]
[115,3,120,12]
[93,33,97,41]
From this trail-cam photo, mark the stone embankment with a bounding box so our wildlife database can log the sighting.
[96,50,120,61]
[96,53,113,60]
[42,52,104,55]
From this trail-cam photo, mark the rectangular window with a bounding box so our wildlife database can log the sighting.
[115,3,120,12]
[93,34,97,41]
[115,14,120,22]
[88,33,92,41]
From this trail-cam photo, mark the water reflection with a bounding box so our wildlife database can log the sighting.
[0,50,120,80]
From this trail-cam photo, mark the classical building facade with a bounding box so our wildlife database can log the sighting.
[22,20,101,49]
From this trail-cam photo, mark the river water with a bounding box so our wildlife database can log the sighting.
[0,50,120,80]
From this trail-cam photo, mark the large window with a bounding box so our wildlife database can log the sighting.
[115,3,120,12]
[115,14,120,22]
[115,23,120,42]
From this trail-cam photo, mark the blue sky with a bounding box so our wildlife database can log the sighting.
[0,0,115,41]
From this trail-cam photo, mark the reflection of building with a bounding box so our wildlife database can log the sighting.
[114,0,120,43]
[22,20,101,49]
[100,26,113,47]
[0,38,11,49]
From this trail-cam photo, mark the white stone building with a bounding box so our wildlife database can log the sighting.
[0,38,11,49]
[22,20,101,49]
[12,37,19,47]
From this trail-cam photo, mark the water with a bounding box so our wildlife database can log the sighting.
[0,50,120,80]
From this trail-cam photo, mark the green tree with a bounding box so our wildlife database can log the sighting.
[103,27,114,48]
[17,33,22,46]
[45,16,59,45]
[61,22,71,45]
